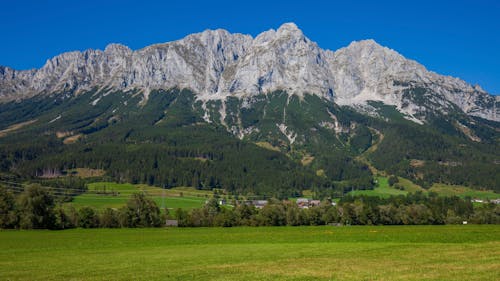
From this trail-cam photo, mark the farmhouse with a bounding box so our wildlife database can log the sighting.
[165,220,178,227]
[310,200,321,207]
[252,200,268,209]
[296,198,321,209]
[296,198,310,209]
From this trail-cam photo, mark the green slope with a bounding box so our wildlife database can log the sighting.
[0,88,499,197]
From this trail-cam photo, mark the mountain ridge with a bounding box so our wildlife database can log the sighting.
[1,22,498,123]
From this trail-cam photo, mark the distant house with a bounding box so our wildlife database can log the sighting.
[252,200,268,209]
[296,198,322,209]
[219,199,227,205]
[310,200,321,207]
[491,199,500,204]
[296,198,309,204]
[471,199,484,203]
[296,198,310,209]
[165,220,178,227]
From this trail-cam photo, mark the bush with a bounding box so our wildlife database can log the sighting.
[120,192,162,227]
[17,184,56,229]
[388,176,399,187]
[0,187,17,228]
[78,206,99,228]
[100,208,120,228]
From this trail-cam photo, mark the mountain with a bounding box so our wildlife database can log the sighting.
[0,23,499,196]
[1,23,498,122]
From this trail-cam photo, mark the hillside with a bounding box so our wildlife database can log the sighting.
[0,23,498,197]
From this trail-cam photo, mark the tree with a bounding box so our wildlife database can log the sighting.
[65,205,80,227]
[388,176,399,187]
[121,192,162,227]
[53,204,75,229]
[100,208,120,228]
[175,208,190,227]
[258,203,286,226]
[378,204,400,225]
[234,203,256,226]
[402,204,434,225]
[17,184,56,229]
[78,206,99,228]
[0,187,17,228]
[284,202,301,226]
[215,208,238,227]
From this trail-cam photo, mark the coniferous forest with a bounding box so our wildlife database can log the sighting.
[0,88,498,230]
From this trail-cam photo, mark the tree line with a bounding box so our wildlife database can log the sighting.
[1,185,498,229]
[0,184,163,229]
[175,193,499,227]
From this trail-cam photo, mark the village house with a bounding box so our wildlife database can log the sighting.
[296,198,310,209]
[165,220,178,227]
[296,198,322,209]
[310,200,321,207]
[241,200,268,209]
[252,200,268,209]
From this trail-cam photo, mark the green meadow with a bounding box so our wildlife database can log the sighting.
[347,176,498,200]
[0,225,498,280]
[64,180,498,213]
[66,182,207,210]
[429,183,499,200]
[348,176,408,198]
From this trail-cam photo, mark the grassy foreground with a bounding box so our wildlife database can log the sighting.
[1,225,499,280]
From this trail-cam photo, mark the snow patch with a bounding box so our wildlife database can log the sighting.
[49,115,61,124]
[201,102,212,123]
[277,123,297,144]
[91,97,101,106]
[219,101,228,128]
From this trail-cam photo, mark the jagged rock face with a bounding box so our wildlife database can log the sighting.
[215,23,335,100]
[327,40,428,105]
[327,40,499,121]
[0,23,498,122]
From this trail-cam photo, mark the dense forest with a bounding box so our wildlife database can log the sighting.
[0,88,499,197]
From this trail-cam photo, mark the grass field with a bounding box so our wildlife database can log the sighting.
[0,225,498,280]
[346,177,498,201]
[348,176,408,198]
[429,183,499,200]
[66,182,207,211]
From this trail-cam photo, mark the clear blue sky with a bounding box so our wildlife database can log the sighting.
[1,0,499,94]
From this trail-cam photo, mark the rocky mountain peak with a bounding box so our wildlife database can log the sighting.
[104,43,132,55]
[216,23,334,99]
[276,22,304,37]
[0,23,497,122]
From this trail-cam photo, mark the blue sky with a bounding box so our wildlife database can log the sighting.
[1,0,499,94]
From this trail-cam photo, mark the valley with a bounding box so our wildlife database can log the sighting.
[1,4,499,281]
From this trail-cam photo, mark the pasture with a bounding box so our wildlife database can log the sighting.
[66,182,207,211]
[348,176,407,198]
[347,176,498,200]
[429,183,499,200]
[0,225,498,280]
